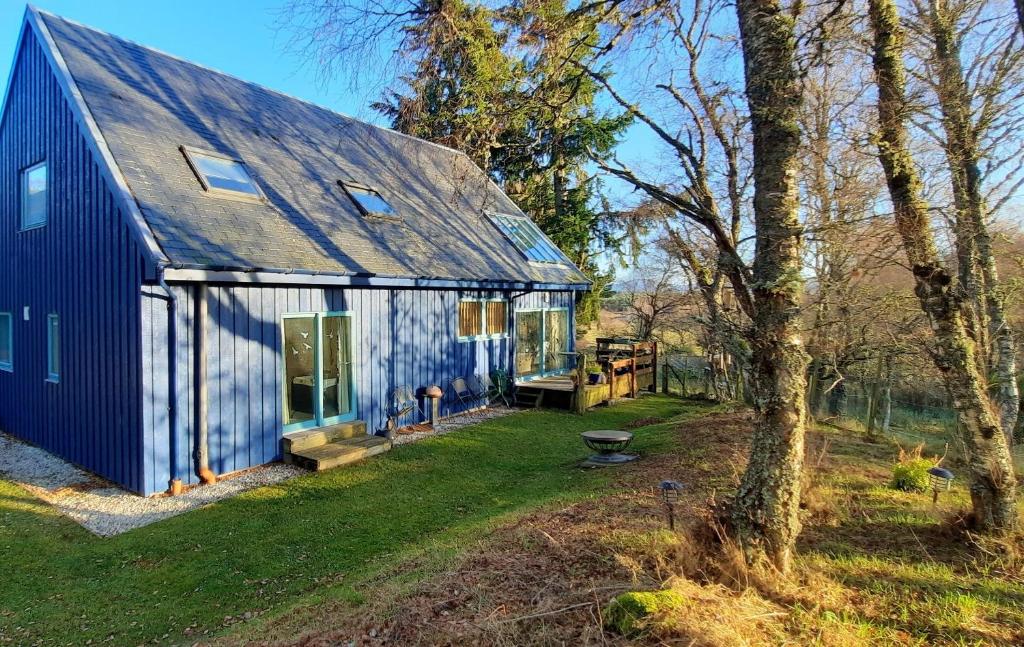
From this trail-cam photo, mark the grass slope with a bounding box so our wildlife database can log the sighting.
[250,411,1024,646]
[0,396,709,645]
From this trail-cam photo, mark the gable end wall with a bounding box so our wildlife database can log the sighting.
[0,29,148,492]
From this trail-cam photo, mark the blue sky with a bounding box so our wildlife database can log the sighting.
[0,1,655,207]
[0,1,383,123]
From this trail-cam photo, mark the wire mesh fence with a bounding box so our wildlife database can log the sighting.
[658,354,735,399]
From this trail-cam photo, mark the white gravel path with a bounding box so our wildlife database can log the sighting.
[0,431,304,537]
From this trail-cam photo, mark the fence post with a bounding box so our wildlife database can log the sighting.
[662,362,669,394]
[630,358,637,397]
[865,353,885,439]
[650,343,658,393]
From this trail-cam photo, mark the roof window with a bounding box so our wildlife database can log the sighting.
[488,212,568,265]
[339,181,397,218]
[182,147,262,199]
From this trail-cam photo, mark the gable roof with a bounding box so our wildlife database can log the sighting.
[22,8,589,290]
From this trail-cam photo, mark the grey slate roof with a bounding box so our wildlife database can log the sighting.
[38,12,588,287]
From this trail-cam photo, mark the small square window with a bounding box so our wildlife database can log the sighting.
[339,182,397,217]
[0,312,12,371]
[21,161,47,229]
[182,148,262,198]
[47,314,59,382]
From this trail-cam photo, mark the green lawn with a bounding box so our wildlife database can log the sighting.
[0,396,711,645]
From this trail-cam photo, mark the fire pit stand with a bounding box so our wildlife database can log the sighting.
[581,430,637,466]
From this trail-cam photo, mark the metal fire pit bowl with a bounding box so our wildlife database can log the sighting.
[581,430,637,466]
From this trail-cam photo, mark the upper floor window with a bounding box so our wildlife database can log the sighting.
[0,312,11,371]
[21,161,47,229]
[488,212,568,265]
[182,147,262,199]
[339,181,397,218]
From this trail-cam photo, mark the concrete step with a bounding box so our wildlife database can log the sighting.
[286,435,391,471]
[283,420,367,453]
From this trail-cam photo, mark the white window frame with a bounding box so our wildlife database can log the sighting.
[457,298,509,342]
[46,313,59,383]
[20,160,48,230]
[181,146,265,202]
[0,312,12,372]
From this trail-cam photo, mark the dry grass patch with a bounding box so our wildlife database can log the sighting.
[236,408,1024,646]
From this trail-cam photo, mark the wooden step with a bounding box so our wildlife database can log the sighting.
[286,435,391,471]
[283,420,367,453]
[516,388,545,408]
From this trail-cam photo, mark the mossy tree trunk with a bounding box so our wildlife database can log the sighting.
[927,0,1019,441]
[868,0,1017,531]
[729,0,809,572]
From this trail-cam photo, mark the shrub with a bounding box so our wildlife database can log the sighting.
[891,444,934,492]
[604,589,686,636]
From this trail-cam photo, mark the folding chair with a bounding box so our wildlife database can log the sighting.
[386,385,427,433]
[451,376,486,409]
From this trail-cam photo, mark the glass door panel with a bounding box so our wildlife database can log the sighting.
[321,314,354,424]
[545,309,569,373]
[515,311,543,377]
[283,315,317,428]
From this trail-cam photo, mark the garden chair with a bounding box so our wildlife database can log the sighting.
[386,385,426,433]
[451,376,486,409]
[487,369,514,407]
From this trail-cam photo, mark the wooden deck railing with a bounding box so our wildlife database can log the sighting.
[597,339,657,399]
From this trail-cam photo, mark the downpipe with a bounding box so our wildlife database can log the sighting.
[155,270,182,496]
[194,283,216,485]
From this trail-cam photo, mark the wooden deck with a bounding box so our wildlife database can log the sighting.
[514,340,658,411]
[515,372,655,410]
[515,376,609,409]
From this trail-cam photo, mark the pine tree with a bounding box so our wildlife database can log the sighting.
[374,0,629,327]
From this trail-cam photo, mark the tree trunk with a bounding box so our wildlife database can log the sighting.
[928,0,1020,440]
[730,0,809,572]
[868,0,1017,531]
[1017,0,1024,36]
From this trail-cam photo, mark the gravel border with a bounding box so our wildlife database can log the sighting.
[391,405,520,445]
[1,406,519,536]
[0,431,304,537]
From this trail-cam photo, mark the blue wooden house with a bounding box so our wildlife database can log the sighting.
[0,8,588,495]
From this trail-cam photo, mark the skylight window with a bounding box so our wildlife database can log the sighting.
[339,182,397,217]
[182,147,262,199]
[488,213,568,265]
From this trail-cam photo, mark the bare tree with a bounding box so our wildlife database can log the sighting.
[906,0,1024,440]
[619,252,689,342]
[867,0,1017,530]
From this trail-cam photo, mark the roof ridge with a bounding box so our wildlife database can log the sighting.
[32,7,473,161]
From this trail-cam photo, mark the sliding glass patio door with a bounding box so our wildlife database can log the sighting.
[283,312,356,431]
[515,307,571,379]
